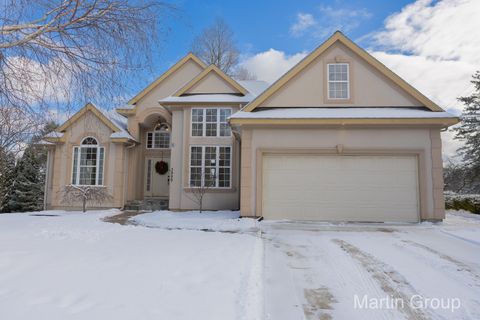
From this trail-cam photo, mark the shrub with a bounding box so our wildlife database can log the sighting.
[444,191,480,214]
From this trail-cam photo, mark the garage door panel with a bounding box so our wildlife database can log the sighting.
[262,155,419,222]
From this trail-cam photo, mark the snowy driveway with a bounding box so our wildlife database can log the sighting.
[261,212,480,320]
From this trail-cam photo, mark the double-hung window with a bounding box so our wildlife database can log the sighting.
[327,63,349,99]
[191,108,232,137]
[72,137,105,186]
[189,146,231,188]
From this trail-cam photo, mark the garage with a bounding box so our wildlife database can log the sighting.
[261,154,419,222]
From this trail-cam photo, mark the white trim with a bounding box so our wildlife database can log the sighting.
[71,137,105,186]
[327,63,350,100]
[190,107,232,138]
[188,145,232,189]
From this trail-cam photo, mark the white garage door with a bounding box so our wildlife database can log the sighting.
[262,155,419,222]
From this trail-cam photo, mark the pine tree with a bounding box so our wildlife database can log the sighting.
[454,71,480,192]
[0,149,16,213]
[7,147,44,212]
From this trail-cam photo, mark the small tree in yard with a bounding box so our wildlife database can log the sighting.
[187,169,216,213]
[61,185,112,213]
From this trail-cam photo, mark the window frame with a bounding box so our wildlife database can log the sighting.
[327,63,350,100]
[146,129,170,149]
[190,107,232,138]
[71,136,105,186]
[188,145,232,189]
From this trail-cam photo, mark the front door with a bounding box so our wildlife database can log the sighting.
[145,158,170,197]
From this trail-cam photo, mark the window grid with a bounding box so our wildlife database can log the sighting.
[146,131,170,149]
[189,146,232,188]
[327,63,349,100]
[71,137,105,186]
[191,108,232,137]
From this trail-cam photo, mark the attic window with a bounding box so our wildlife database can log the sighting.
[327,63,349,100]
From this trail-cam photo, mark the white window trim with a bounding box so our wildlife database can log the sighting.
[146,130,170,149]
[71,137,105,186]
[190,107,232,138]
[327,63,350,100]
[188,145,232,189]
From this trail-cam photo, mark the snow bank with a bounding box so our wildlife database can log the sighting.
[131,210,258,232]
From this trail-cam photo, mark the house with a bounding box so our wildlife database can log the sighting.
[42,31,458,222]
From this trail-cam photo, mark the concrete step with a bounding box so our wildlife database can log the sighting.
[125,199,169,211]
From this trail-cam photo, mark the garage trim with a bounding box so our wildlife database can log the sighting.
[255,148,427,220]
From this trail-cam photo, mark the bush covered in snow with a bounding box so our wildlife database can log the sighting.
[444,191,480,214]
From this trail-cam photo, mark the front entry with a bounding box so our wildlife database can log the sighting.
[144,158,170,197]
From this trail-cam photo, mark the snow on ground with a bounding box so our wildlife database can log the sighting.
[130,210,258,232]
[0,209,479,320]
[261,210,480,320]
[0,210,261,320]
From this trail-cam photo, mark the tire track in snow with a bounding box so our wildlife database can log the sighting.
[400,239,480,285]
[332,239,430,320]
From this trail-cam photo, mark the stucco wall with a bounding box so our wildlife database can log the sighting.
[169,106,240,211]
[241,126,444,220]
[261,42,423,108]
[48,110,126,210]
[186,71,239,94]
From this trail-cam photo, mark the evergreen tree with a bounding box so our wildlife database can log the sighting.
[0,149,16,213]
[7,147,44,212]
[455,71,480,193]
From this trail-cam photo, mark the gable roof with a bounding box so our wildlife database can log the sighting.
[242,31,443,112]
[128,53,207,105]
[173,64,249,97]
[55,103,135,142]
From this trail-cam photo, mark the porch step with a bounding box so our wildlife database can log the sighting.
[124,199,169,211]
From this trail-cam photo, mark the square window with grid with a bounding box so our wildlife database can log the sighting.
[191,108,232,137]
[327,63,349,99]
[189,146,231,188]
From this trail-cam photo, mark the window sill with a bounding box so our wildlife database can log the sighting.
[183,187,237,193]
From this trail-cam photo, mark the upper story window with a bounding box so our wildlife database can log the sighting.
[191,108,232,137]
[72,137,105,186]
[327,63,349,100]
[146,123,170,149]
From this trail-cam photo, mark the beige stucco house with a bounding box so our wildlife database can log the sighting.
[43,31,458,222]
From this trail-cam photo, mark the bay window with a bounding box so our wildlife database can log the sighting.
[189,146,231,188]
[72,137,105,186]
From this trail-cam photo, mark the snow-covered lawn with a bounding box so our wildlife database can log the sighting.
[0,209,479,319]
[0,210,261,320]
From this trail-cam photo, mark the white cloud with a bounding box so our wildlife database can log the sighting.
[240,49,307,83]
[289,6,372,39]
[290,13,317,36]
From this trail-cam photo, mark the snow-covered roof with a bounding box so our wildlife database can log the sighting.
[90,105,135,141]
[159,80,270,104]
[44,131,64,138]
[230,107,457,119]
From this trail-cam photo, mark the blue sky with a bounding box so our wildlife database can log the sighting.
[145,0,414,83]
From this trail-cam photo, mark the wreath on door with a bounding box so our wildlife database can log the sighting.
[155,161,168,175]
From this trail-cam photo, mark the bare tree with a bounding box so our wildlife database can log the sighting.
[191,18,240,75]
[0,106,43,158]
[0,0,174,114]
[61,184,113,212]
[186,169,216,213]
[233,66,257,81]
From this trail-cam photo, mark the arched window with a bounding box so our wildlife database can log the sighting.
[71,137,105,185]
[146,122,170,149]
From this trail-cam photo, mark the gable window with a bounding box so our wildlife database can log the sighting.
[327,63,349,100]
[189,145,231,188]
[146,123,170,149]
[72,137,105,186]
[191,108,232,137]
